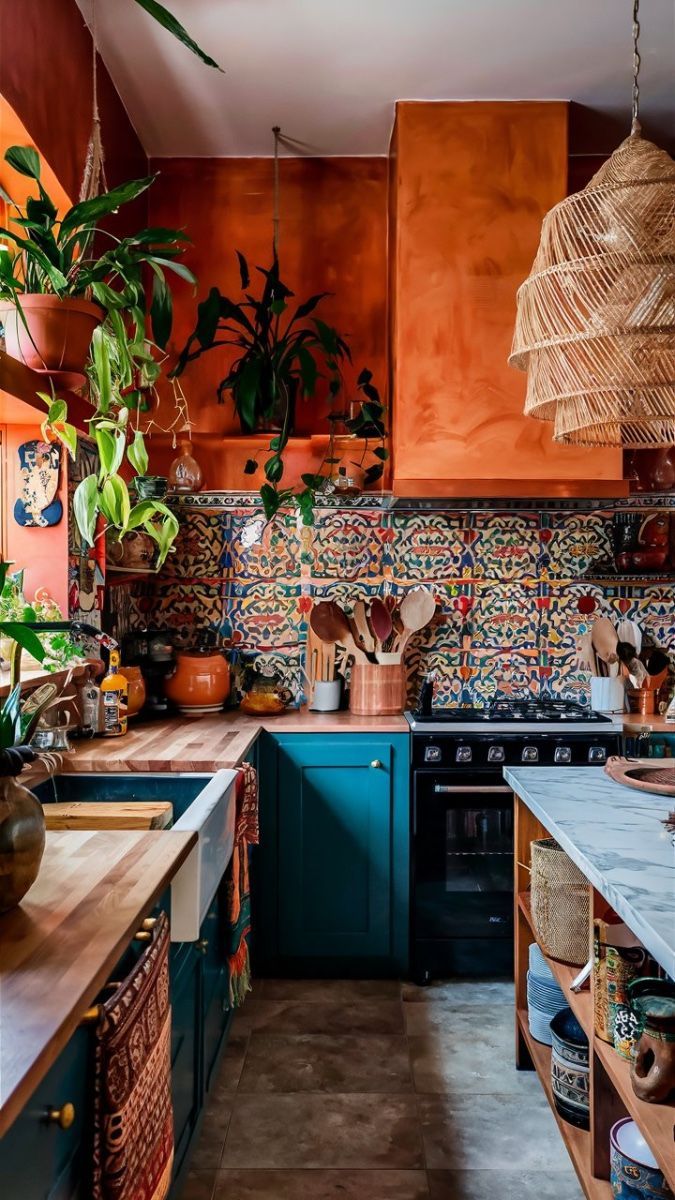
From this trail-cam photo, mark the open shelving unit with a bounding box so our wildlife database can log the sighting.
[514,803,675,1200]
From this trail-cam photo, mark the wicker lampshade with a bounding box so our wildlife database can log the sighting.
[510,131,675,447]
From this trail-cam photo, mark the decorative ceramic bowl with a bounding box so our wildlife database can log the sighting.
[610,1117,673,1199]
[550,1008,590,1130]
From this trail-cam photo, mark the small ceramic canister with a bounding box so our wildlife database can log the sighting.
[610,1117,673,1199]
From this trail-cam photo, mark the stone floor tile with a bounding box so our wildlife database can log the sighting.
[212,1169,431,1199]
[248,998,405,1036]
[189,1098,235,1170]
[428,1170,584,1199]
[407,1005,540,1093]
[418,1092,572,1171]
[401,980,514,1006]
[261,978,401,1002]
[239,1033,413,1093]
[221,1093,424,1169]
[211,1034,249,1093]
[177,1170,216,1199]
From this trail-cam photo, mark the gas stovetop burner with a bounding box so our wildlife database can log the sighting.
[407,697,613,727]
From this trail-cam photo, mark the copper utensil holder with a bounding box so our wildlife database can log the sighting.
[628,688,657,715]
[349,662,406,716]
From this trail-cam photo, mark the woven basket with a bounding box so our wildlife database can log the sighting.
[530,838,590,966]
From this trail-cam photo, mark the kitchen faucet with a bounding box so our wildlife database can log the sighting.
[24,621,118,651]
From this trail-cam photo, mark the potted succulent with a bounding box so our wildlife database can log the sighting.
[172,252,389,522]
[0,145,194,381]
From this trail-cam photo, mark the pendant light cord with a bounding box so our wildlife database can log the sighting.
[272,125,281,256]
[631,0,642,136]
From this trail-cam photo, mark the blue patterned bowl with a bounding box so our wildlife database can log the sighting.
[610,1118,673,1199]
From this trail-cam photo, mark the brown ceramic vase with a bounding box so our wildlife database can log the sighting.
[0,775,46,913]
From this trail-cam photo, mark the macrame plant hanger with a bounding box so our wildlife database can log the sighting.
[80,0,108,201]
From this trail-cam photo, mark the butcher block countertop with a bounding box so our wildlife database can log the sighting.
[56,708,410,774]
[0,827,195,1138]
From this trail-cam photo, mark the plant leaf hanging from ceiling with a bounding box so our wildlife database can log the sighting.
[131,0,223,71]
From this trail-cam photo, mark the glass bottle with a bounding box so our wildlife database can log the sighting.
[101,650,128,737]
[168,439,203,493]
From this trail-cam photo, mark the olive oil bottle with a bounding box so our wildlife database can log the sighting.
[101,650,128,737]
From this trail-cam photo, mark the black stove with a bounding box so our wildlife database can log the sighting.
[408,690,622,984]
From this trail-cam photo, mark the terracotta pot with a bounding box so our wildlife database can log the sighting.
[0,774,45,913]
[119,666,147,718]
[164,650,230,713]
[0,295,102,385]
[107,529,156,571]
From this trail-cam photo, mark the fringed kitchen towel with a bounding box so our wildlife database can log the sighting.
[226,761,259,1007]
[92,911,174,1200]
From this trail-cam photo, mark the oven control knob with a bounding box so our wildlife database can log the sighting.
[487,745,505,763]
[554,746,572,764]
[456,745,472,763]
[424,745,442,764]
[588,745,607,764]
[522,745,539,763]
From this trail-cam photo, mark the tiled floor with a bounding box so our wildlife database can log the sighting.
[179,979,584,1199]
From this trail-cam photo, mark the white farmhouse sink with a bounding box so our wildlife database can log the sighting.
[38,770,238,942]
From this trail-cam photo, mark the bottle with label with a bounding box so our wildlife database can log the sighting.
[101,650,128,737]
[75,668,102,738]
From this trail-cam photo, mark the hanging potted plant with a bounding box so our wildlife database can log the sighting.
[0,145,193,383]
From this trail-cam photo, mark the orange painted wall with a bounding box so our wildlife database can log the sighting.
[0,0,147,232]
[389,101,624,492]
[144,156,388,488]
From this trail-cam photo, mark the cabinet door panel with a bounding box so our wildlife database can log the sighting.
[278,741,393,958]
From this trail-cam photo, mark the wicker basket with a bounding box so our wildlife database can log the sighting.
[530,838,590,966]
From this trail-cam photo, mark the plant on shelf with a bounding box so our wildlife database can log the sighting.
[172,252,388,523]
[0,570,83,673]
[0,144,194,379]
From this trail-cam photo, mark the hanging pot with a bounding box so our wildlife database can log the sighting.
[0,295,102,386]
[0,752,45,913]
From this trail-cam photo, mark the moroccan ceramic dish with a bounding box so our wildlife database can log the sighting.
[610,1117,673,1199]
[550,1007,590,1130]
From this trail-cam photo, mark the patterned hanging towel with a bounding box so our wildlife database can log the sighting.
[226,761,260,1007]
[92,911,174,1200]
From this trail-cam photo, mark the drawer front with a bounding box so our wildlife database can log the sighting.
[0,1028,92,1199]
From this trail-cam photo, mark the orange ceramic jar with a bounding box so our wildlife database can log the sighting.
[119,666,147,719]
[164,650,231,714]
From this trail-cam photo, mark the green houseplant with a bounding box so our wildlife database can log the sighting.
[172,252,388,522]
[0,144,194,377]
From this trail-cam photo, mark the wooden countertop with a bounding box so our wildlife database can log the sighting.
[55,709,410,774]
[0,828,195,1138]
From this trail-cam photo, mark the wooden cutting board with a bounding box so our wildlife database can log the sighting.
[43,801,173,831]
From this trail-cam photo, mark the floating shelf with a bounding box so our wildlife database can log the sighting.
[0,349,92,430]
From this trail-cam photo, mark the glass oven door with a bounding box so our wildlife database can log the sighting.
[413,770,514,942]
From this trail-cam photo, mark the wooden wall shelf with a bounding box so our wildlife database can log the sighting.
[0,349,92,431]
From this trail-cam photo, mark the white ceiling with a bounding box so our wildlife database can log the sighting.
[76,0,675,157]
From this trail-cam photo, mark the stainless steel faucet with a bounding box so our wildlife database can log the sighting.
[24,621,118,651]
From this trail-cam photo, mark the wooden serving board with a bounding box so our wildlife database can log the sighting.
[605,756,675,798]
[43,801,173,830]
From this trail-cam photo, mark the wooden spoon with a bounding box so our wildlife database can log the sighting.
[396,588,436,656]
[591,617,619,668]
[310,601,367,664]
[352,600,375,654]
[370,598,393,650]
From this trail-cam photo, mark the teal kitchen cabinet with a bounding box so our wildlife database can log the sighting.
[255,733,410,975]
[169,939,201,1178]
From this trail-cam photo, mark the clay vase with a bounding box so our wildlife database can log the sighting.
[0,295,102,386]
[168,440,203,493]
[0,772,46,913]
[164,650,231,714]
[631,986,675,1103]
[119,666,147,718]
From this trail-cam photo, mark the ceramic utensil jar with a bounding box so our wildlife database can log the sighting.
[349,662,406,716]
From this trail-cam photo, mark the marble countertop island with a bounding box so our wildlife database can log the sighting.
[505,767,675,978]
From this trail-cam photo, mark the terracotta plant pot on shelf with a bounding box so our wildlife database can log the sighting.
[0,295,102,386]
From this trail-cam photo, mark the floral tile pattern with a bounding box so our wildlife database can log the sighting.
[128,496,675,707]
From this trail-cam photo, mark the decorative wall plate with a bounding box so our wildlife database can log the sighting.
[13,439,62,527]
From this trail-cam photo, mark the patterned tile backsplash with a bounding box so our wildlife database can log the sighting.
[114,495,675,708]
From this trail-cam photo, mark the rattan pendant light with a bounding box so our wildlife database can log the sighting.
[510,0,675,447]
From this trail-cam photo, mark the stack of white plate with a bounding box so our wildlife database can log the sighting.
[527,943,568,1044]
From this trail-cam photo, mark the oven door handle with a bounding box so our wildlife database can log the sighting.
[433,785,513,794]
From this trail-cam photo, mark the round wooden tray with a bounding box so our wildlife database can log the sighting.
[605,755,675,797]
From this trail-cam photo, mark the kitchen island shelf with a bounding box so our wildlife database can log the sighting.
[513,784,675,1197]
[516,1008,611,1200]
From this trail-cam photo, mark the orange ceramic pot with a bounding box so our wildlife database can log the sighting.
[0,295,102,385]
[164,650,231,714]
[119,666,147,718]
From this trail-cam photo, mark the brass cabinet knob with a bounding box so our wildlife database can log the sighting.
[47,1102,76,1130]
[196,938,209,954]
[370,759,383,769]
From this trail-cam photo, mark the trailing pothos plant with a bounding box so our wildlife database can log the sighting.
[42,324,180,567]
[172,252,388,523]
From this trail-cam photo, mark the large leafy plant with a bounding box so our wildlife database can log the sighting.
[0,561,46,761]
[172,252,388,522]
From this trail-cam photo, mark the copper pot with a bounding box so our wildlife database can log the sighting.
[119,666,147,718]
[164,650,230,713]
